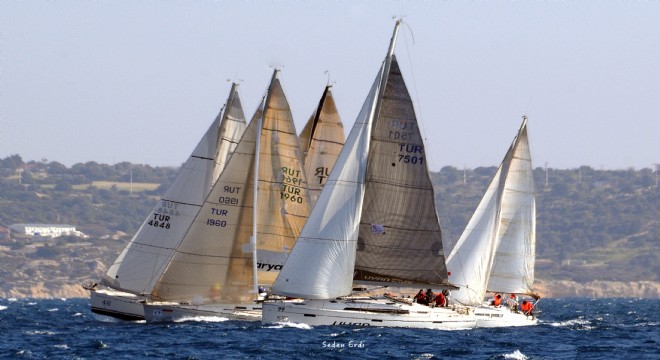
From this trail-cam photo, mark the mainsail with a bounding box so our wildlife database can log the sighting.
[298,86,345,205]
[100,84,247,295]
[150,71,310,304]
[446,117,536,305]
[272,21,451,300]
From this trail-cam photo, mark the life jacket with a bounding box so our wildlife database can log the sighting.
[434,292,445,306]
[521,301,533,312]
[493,296,502,306]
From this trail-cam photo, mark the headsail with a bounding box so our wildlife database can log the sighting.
[486,118,536,295]
[298,86,345,205]
[101,84,247,295]
[150,72,310,304]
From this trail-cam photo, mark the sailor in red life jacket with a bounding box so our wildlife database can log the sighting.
[414,289,427,305]
[521,299,534,317]
[434,291,446,307]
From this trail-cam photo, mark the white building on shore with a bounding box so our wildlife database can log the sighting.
[9,224,87,238]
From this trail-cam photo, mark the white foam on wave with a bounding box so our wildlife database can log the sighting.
[0,305,7,311]
[503,350,528,359]
[413,353,434,359]
[265,321,313,330]
[8,298,17,302]
[25,330,57,335]
[172,315,229,323]
[54,344,69,349]
[48,308,59,312]
[548,318,594,330]
[72,312,83,317]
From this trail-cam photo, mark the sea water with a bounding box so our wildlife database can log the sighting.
[1,298,658,359]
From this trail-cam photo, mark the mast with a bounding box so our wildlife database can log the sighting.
[306,85,331,152]
[251,70,279,296]
[371,20,400,129]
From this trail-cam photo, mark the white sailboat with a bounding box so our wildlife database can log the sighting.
[88,83,247,320]
[298,85,345,205]
[445,116,538,327]
[143,70,311,322]
[262,22,476,330]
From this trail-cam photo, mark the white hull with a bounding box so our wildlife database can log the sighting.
[262,298,476,330]
[143,302,262,323]
[89,289,146,321]
[474,305,538,327]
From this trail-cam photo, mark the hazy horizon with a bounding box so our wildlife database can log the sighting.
[1,1,658,171]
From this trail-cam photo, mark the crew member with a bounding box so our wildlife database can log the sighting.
[521,299,534,317]
[491,293,502,306]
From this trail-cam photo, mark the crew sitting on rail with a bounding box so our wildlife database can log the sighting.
[521,299,535,317]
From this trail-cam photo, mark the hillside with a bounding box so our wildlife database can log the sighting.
[0,155,658,298]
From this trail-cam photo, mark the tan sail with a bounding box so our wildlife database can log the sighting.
[151,73,310,304]
[299,86,345,205]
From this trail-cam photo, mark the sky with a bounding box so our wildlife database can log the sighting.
[1,1,658,171]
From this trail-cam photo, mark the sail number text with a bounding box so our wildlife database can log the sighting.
[148,214,171,229]
[281,167,304,204]
[397,143,424,165]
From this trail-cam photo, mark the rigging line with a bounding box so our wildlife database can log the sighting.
[400,21,436,174]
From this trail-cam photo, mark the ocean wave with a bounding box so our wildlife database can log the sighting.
[172,315,229,323]
[25,330,57,335]
[548,317,594,330]
[0,305,7,311]
[54,344,69,349]
[503,350,528,359]
[265,321,313,330]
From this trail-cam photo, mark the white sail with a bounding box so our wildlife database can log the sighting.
[446,166,503,306]
[298,86,345,205]
[446,117,536,305]
[101,84,247,295]
[272,67,383,299]
[487,119,536,295]
[150,73,310,304]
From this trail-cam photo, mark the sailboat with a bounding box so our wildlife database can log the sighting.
[445,116,538,327]
[143,70,311,322]
[298,85,345,205]
[88,83,247,321]
[262,22,476,330]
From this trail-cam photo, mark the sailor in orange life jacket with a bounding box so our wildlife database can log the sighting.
[521,299,534,316]
[491,293,503,306]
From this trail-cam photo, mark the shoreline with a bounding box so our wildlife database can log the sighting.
[2,280,659,299]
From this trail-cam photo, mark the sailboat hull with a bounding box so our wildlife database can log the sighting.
[89,289,145,321]
[474,305,538,327]
[262,298,476,330]
[143,302,262,323]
